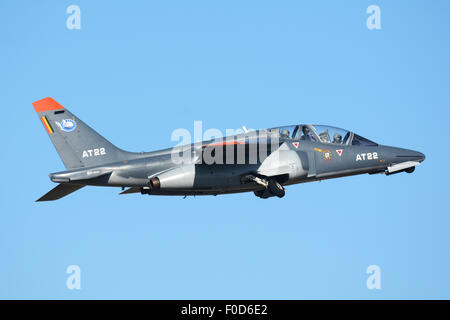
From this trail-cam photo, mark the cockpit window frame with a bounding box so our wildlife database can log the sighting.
[306,125,352,146]
[350,133,378,146]
[266,124,378,146]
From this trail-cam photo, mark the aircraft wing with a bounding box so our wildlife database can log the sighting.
[120,187,141,195]
[36,183,85,202]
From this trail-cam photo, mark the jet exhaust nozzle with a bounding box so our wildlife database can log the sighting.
[149,177,161,190]
[148,165,195,190]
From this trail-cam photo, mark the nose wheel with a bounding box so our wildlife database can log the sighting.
[405,166,415,173]
[268,179,285,198]
[243,175,285,198]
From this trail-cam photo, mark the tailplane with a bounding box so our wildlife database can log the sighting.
[36,183,85,202]
[33,97,132,169]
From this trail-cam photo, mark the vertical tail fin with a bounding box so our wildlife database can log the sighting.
[33,97,132,169]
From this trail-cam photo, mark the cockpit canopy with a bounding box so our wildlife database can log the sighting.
[268,124,378,146]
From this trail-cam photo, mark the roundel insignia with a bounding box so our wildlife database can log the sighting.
[292,142,299,148]
[55,119,77,132]
[336,149,343,156]
[322,149,332,161]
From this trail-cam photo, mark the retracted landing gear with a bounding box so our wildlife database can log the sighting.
[242,175,285,199]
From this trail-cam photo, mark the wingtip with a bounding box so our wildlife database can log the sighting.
[120,187,141,195]
[32,97,65,113]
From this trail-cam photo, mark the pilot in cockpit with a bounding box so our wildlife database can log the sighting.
[301,126,312,140]
[332,133,342,144]
[318,130,330,143]
[280,129,290,139]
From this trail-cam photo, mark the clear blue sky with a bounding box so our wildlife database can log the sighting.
[1,0,449,299]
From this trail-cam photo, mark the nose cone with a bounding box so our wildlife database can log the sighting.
[382,146,425,163]
[416,151,425,162]
[395,149,425,163]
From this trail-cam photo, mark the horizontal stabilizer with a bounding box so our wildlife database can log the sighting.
[36,183,85,202]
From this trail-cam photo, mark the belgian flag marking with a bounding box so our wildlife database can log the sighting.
[40,116,53,134]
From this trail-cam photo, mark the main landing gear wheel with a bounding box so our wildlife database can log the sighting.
[268,179,285,198]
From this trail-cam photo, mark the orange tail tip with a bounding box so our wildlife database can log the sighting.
[32,97,65,113]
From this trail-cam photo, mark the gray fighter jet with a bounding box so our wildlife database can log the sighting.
[33,97,425,201]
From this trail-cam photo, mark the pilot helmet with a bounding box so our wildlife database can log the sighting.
[333,133,342,143]
[280,129,290,138]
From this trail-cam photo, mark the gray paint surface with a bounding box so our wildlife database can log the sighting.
[33,98,425,201]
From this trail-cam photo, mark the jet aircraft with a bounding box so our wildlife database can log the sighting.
[33,97,425,201]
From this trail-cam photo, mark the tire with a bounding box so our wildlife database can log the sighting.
[254,190,269,199]
[405,166,415,173]
[268,179,285,198]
